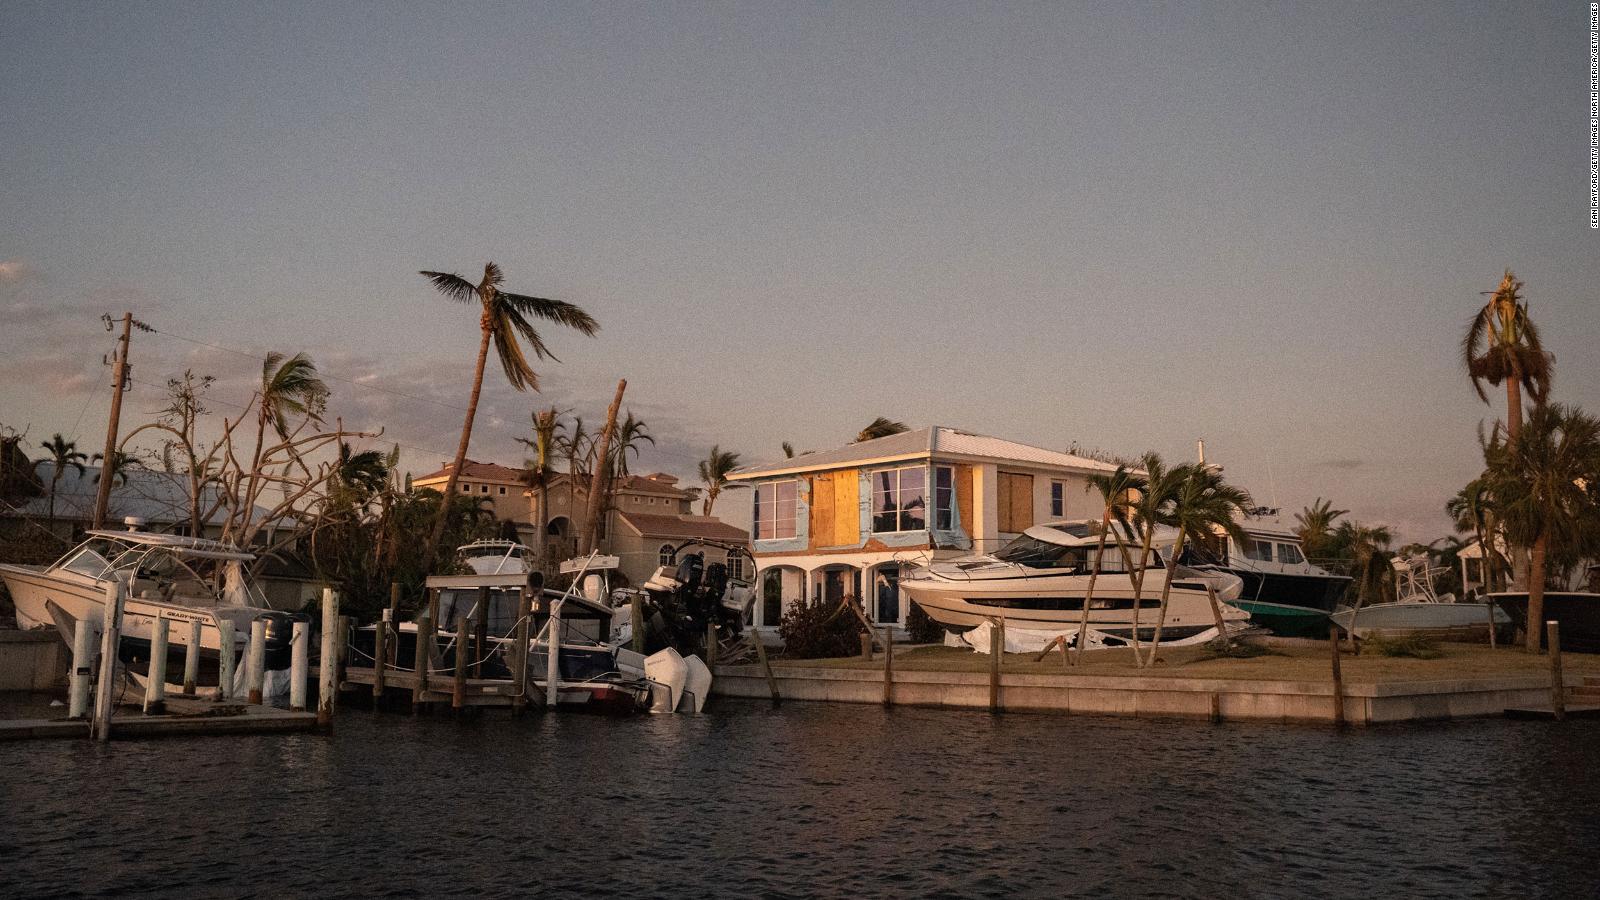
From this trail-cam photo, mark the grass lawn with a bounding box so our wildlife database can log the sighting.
[771,642,1600,683]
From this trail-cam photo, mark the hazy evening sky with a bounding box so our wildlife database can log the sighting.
[2,2,1596,541]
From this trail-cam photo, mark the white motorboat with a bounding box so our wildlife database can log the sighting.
[1331,555,1508,640]
[900,520,1247,644]
[0,522,291,668]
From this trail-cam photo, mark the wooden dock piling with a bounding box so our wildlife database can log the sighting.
[1548,620,1565,721]
[988,619,1001,712]
[69,617,95,719]
[511,597,531,715]
[317,588,339,729]
[1329,624,1346,726]
[372,609,390,701]
[182,619,201,695]
[752,631,780,705]
[92,578,126,742]
[860,631,873,661]
[453,617,469,711]
[144,618,169,715]
[217,620,236,701]
[708,622,719,669]
[630,593,644,654]
[413,611,434,711]
[290,621,308,711]
[882,628,894,708]
[246,618,266,704]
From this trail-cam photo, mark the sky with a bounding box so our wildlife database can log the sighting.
[2,1,1597,542]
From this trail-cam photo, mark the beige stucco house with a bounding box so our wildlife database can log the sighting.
[725,426,1121,634]
[413,460,749,587]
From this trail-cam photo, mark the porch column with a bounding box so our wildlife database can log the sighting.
[971,463,1001,555]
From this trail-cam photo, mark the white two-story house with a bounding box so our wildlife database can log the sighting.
[726,426,1121,634]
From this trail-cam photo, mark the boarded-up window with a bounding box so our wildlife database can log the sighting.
[997,472,1034,533]
[810,475,835,546]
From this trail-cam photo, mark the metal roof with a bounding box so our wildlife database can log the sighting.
[6,463,272,528]
[728,426,1122,480]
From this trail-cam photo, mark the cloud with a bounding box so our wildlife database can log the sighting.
[0,260,40,283]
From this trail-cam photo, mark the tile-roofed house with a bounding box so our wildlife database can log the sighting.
[725,425,1127,635]
[611,511,752,588]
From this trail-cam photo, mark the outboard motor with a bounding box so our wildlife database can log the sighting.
[259,611,301,671]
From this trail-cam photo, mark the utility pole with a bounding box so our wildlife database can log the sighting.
[92,312,133,531]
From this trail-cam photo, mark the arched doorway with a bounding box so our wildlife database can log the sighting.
[869,563,905,625]
[756,566,803,628]
[545,516,575,561]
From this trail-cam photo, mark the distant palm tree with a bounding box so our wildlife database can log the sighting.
[238,352,328,535]
[418,262,598,565]
[1144,464,1251,667]
[1294,497,1348,560]
[1072,465,1147,664]
[698,446,745,517]
[855,417,909,443]
[556,414,590,545]
[1463,269,1553,444]
[1484,403,1600,652]
[1447,478,1502,593]
[607,412,654,478]
[781,441,796,458]
[39,434,87,526]
[91,450,138,487]
[332,442,390,501]
[518,407,562,566]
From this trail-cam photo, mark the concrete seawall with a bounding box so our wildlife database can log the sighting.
[0,630,65,692]
[712,664,1568,725]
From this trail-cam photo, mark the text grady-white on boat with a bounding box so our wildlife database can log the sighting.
[899,520,1247,645]
[0,519,293,668]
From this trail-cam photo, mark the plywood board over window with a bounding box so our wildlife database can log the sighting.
[833,470,859,545]
[997,472,1034,533]
[956,464,974,535]
[810,475,835,547]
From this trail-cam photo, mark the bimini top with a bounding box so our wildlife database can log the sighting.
[83,530,256,562]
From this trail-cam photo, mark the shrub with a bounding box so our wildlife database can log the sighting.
[904,601,945,644]
[778,594,865,659]
[1363,633,1444,659]
[1200,638,1276,659]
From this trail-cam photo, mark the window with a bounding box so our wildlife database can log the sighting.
[993,534,1134,572]
[658,544,676,566]
[1242,539,1273,562]
[1050,481,1066,518]
[935,466,955,530]
[649,497,656,505]
[754,480,799,540]
[460,483,470,493]
[871,466,927,533]
[727,553,745,580]
[498,486,507,495]
[1277,543,1304,564]
[480,484,490,494]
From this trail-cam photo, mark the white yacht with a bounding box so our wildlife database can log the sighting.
[0,522,288,666]
[900,521,1246,644]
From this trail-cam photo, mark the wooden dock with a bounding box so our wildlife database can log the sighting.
[0,694,317,741]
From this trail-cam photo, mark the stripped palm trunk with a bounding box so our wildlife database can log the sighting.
[425,318,493,568]
[1145,531,1187,667]
[1071,510,1112,665]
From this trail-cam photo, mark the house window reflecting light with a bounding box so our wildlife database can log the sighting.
[754,480,798,540]
[872,466,927,533]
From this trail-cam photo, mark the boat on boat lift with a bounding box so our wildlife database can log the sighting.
[0,518,293,672]
[899,520,1248,646]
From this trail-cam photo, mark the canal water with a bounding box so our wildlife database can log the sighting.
[2,703,1596,898]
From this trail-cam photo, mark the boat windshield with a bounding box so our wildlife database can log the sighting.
[58,544,115,579]
[992,536,1138,572]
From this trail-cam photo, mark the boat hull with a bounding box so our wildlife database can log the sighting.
[0,563,273,663]
[1229,600,1333,639]
[1490,592,1600,653]
[1330,601,1508,641]
[901,579,1245,641]
[1205,568,1351,636]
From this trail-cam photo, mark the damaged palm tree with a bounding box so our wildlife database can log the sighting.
[418,262,598,568]
[1072,464,1146,665]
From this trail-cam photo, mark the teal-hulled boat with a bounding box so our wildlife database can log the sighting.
[1184,518,1352,638]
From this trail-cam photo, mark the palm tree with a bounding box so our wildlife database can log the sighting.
[1336,520,1395,625]
[1294,497,1348,560]
[517,407,562,567]
[332,442,390,502]
[1126,452,1182,660]
[418,262,598,564]
[1484,403,1600,652]
[698,446,745,517]
[1072,465,1146,664]
[781,441,795,458]
[1463,269,1554,444]
[1447,478,1502,593]
[39,434,87,526]
[855,417,909,443]
[1144,464,1252,667]
[607,412,654,478]
[235,352,328,537]
[91,450,137,487]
